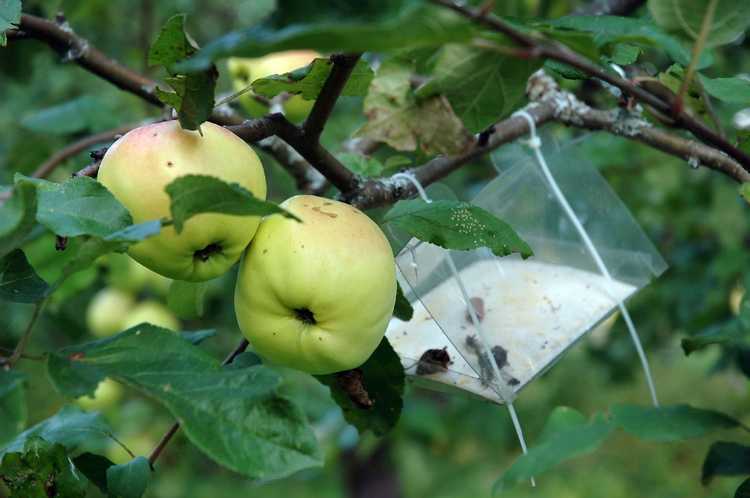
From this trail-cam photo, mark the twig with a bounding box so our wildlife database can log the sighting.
[32,125,136,178]
[431,0,750,171]
[148,338,249,468]
[303,54,361,141]
[674,0,718,117]
[4,301,45,369]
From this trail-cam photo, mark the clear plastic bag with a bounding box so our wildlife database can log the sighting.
[385,135,667,405]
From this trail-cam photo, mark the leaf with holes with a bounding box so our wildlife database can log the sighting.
[416,44,540,132]
[383,199,532,258]
[165,174,299,233]
[253,57,373,100]
[46,325,322,479]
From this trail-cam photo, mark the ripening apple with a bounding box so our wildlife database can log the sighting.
[106,433,158,464]
[97,120,267,282]
[122,300,180,331]
[234,195,397,374]
[86,287,135,337]
[227,50,320,123]
[76,378,124,411]
[730,284,744,316]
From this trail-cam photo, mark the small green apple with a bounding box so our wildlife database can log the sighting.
[97,120,267,282]
[730,284,744,316]
[227,50,320,123]
[122,300,180,331]
[76,378,124,411]
[86,287,136,337]
[234,195,397,374]
[106,433,157,464]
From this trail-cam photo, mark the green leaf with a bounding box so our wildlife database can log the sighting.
[383,199,533,258]
[316,338,404,436]
[180,329,216,345]
[149,14,218,130]
[0,438,87,498]
[0,371,26,447]
[738,478,750,498]
[682,320,748,354]
[0,0,21,46]
[0,405,112,458]
[0,249,49,303]
[492,410,613,494]
[607,43,642,65]
[610,404,741,441]
[177,3,475,72]
[47,326,322,479]
[20,95,115,135]
[536,406,588,443]
[167,280,208,319]
[0,180,37,259]
[356,61,472,156]
[72,452,115,494]
[700,74,750,105]
[541,15,702,67]
[253,57,373,100]
[393,282,413,321]
[701,442,750,484]
[165,174,299,233]
[106,457,151,498]
[649,0,750,48]
[18,175,133,238]
[416,44,540,132]
[338,152,384,177]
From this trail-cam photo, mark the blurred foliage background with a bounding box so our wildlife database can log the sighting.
[2,0,750,497]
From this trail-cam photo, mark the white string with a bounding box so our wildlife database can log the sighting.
[393,170,535,486]
[512,110,659,407]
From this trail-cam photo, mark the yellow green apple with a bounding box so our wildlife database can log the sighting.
[97,120,267,282]
[730,284,744,316]
[76,378,124,411]
[122,300,180,331]
[86,287,135,337]
[227,50,320,123]
[234,195,397,374]
[106,433,157,464]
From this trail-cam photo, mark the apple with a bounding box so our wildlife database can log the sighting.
[76,378,124,411]
[97,120,267,282]
[106,433,157,464]
[227,50,320,123]
[87,287,136,337]
[730,284,744,316]
[122,300,180,331]
[234,195,397,374]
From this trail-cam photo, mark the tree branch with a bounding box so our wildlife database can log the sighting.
[431,0,750,172]
[32,124,137,178]
[303,53,361,141]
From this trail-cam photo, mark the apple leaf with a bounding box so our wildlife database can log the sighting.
[393,282,413,321]
[16,175,133,238]
[383,199,532,258]
[0,405,113,459]
[165,174,300,233]
[253,57,373,100]
[149,14,217,130]
[701,442,750,484]
[737,478,750,498]
[178,4,475,71]
[106,457,151,498]
[0,0,21,47]
[699,74,750,105]
[416,44,540,133]
[492,408,614,494]
[0,371,26,447]
[0,249,49,303]
[0,438,88,498]
[356,61,472,156]
[20,96,117,136]
[71,453,115,494]
[46,325,322,480]
[316,337,404,436]
[610,404,742,442]
[649,0,750,48]
[167,280,208,319]
[0,180,37,259]
[338,152,385,177]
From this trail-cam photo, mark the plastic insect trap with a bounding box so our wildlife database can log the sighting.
[385,123,667,455]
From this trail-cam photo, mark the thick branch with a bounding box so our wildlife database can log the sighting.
[32,125,136,178]
[303,54,361,141]
[432,0,750,171]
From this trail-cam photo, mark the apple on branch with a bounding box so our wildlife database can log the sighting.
[234,195,397,374]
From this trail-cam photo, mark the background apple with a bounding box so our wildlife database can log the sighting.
[97,120,267,282]
[122,300,180,331]
[234,195,397,374]
[227,50,320,123]
[76,378,124,411]
[86,287,136,337]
